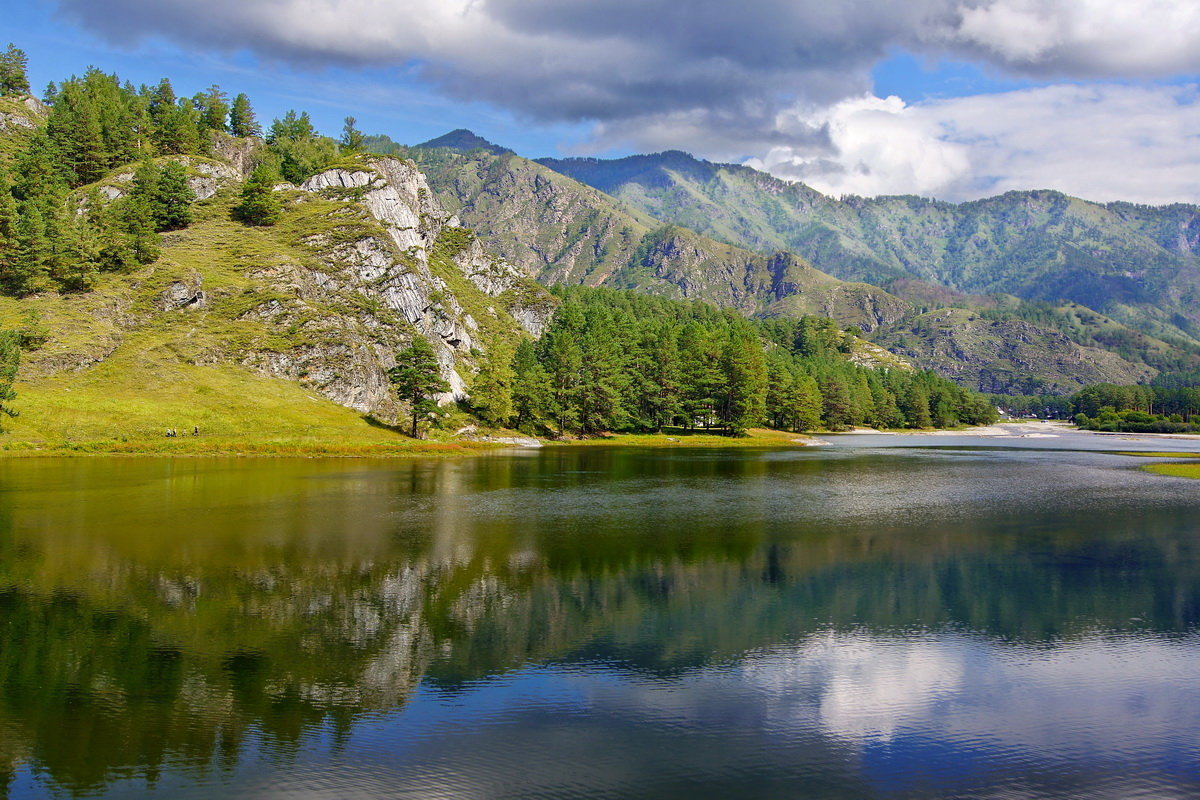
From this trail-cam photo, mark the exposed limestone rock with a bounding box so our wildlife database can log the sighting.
[264,157,555,413]
[209,133,261,178]
[187,160,240,201]
[160,276,206,311]
[0,111,35,132]
[97,157,239,202]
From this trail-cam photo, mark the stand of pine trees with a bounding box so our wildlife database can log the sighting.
[505,287,998,436]
[0,44,345,297]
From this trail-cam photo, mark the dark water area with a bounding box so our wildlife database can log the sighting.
[1,428,1199,798]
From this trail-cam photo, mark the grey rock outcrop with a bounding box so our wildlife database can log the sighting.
[235,156,556,418]
[160,276,206,311]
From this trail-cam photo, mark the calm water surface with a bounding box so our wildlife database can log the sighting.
[2,426,1199,798]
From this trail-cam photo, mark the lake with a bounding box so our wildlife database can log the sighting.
[2,425,1199,798]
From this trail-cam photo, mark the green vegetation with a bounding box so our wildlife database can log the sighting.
[1068,382,1200,432]
[539,151,1200,349]
[390,337,450,438]
[510,287,995,437]
[998,380,1200,433]
[0,43,30,97]
[232,163,282,225]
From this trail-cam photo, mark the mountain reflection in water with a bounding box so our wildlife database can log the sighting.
[0,437,1198,798]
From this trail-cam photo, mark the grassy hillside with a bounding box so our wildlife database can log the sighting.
[0,171,521,455]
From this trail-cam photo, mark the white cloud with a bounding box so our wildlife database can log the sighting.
[948,0,1200,76]
[49,0,1200,201]
[745,84,1200,203]
[746,95,971,197]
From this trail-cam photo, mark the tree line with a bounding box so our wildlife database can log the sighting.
[462,287,997,436]
[992,382,1200,433]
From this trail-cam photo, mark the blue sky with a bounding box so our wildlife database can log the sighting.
[5,0,1200,203]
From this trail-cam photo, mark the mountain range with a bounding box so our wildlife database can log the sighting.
[362,130,1200,393]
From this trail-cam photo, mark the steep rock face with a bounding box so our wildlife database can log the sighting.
[0,96,47,133]
[209,132,261,178]
[231,157,556,415]
[23,153,557,425]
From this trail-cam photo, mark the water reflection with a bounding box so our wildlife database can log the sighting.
[0,443,1197,798]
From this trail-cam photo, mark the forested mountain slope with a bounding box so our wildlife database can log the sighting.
[540,151,1200,347]
[384,140,913,334]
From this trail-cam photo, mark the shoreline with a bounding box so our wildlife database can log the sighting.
[6,420,1200,458]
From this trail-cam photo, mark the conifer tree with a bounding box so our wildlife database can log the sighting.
[819,376,854,430]
[154,161,193,230]
[720,331,767,435]
[390,337,450,438]
[576,308,627,434]
[539,304,584,436]
[10,204,50,296]
[792,373,824,431]
[510,338,551,432]
[470,342,515,426]
[341,116,364,152]
[71,100,109,184]
[229,93,261,138]
[114,193,161,267]
[679,322,721,429]
[0,44,30,96]
[196,85,229,132]
[901,383,933,428]
[55,209,101,291]
[233,164,283,226]
[0,330,19,421]
[0,172,17,271]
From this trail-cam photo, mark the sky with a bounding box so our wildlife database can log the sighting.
[3,0,1199,204]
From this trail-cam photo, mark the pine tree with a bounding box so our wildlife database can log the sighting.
[154,161,193,230]
[901,383,933,428]
[0,330,19,421]
[0,172,17,271]
[390,337,450,438]
[232,164,283,226]
[196,85,229,132]
[819,376,854,430]
[510,338,551,432]
[679,322,721,429]
[72,100,109,184]
[0,44,30,96]
[793,373,824,431]
[55,208,101,291]
[10,204,50,296]
[341,116,364,152]
[470,342,515,426]
[539,304,584,436]
[229,93,261,138]
[576,308,627,434]
[114,194,161,267]
[720,331,767,435]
